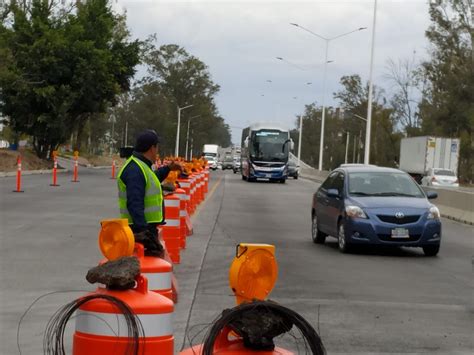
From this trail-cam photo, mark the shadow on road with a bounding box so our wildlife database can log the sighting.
[321,240,426,257]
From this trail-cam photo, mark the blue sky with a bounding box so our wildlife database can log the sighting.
[115,0,431,144]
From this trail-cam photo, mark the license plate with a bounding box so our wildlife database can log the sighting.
[391,228,409,238]
[265,173,272,178]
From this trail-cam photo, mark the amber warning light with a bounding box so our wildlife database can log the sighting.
[229,243,278,305]
[98,219,134,261]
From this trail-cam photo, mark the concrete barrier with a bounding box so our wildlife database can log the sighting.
[423,187,474,225]
[300,166,473,225]
[300,167,329,183]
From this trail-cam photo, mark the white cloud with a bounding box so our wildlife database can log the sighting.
[118,0,431,144]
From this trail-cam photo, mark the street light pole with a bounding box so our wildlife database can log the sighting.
[175,104,193,157]
[364,0,378,164]
[185,115,200,160]
[319,41,329,171]
[290,23,366,171]
[345,132,350,164]
[298,113,303,167]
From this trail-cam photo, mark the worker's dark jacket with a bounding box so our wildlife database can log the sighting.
[119,152,170,233]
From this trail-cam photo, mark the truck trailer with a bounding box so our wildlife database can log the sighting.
[399,136,460,183]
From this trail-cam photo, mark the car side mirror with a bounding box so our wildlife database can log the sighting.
[244,137,249,148]
[426,190,438,199]
[290,139,295,150]
[327,188,340,198]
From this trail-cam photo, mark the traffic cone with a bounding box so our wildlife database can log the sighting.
[72,156,79,182]
[13,155,24,193]
[110,160,116,179]
[50,157,60,187]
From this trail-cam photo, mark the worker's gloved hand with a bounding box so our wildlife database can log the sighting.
[134,230,164,258]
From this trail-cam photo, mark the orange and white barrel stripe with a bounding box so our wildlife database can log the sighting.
[162,195,181,263]
[73,277,174,355]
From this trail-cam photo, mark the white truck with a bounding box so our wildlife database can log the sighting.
[399,136,460,184]
[202,144,219,170]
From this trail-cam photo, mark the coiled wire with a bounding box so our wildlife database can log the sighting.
[201,301,326,355]
[43,294,145,355]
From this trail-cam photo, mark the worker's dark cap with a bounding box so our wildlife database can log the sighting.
[134,130,161,152]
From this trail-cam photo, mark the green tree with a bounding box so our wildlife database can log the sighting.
[118,43,232,157]
[334,74,399,167]
[418,0,473,182]
[0,0,140,158]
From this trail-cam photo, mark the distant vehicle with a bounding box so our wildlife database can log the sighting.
[206,156,218,170]
[421,168,459,187]
[311,165,441,256]
[399,136,459,184]
[232,156,241,174]
[288,160,299,179]
[222,152,234,170]
[203,144,219,170]
[241,123,293,183]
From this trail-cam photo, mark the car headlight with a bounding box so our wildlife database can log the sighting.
[345,205,367,219]
[427,205,440,220]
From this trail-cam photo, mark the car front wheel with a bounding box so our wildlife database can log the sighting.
[338,222,352,253]
[311,213,326,244]
[423,244,440,256]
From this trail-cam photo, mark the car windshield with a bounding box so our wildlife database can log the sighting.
[434,169,455,176]
[348,171,424,198]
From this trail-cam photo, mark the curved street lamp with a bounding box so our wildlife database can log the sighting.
[290,23,366,170]
[175,104,193,157]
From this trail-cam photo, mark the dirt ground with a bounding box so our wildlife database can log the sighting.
[85,154,124,167]
[0,149,53,172]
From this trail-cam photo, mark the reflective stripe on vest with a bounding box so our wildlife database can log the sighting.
[117,156,163,224]
[143,272,172,290]
[75,310,172,337]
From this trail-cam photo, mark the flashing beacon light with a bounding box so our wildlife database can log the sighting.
[229,243,278,305]
[98,219,135,260]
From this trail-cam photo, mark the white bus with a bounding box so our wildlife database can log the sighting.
[241,123,293,183]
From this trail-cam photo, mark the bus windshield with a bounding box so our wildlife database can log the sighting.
[250,130,289,162]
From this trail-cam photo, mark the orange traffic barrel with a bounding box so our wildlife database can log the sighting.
[197,171,204,203]
[180,327,293,355]
[174,188,189,248]
[162,194,181,263]
[203,168,209,194]
[73,275,174,355]
[177,178,192,215]
[189,174,197,213]
[134,243,174,301]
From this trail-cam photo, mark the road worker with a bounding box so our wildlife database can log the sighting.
[117,129,182,256]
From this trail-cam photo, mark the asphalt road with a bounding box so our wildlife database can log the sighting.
[1,168,472,354]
